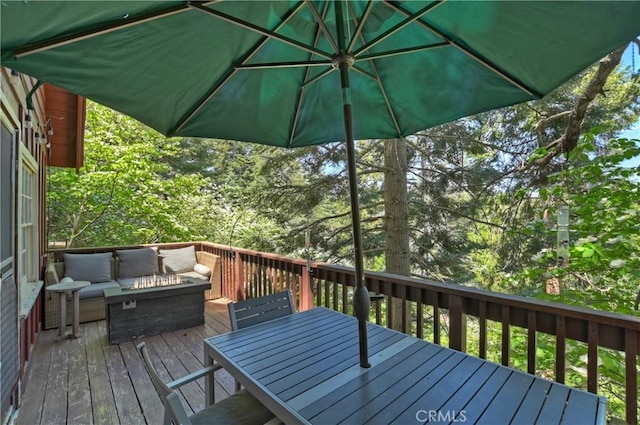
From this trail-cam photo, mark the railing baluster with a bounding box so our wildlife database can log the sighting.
[315,274,321,307]
[386,283,394,330]
[333,272,344,311]
[587,321,598,394]
[479,300,487,359]
[556,315,566,384]
[416,298,423,339]
[226,252,233,299]
[270,259,276,293]
[527,310,537,375]
[235,253,245,301]
[375,297,382,325]
[401,284,408,334]
[433,292,440,345]
[342,281,349,314]
[245,256,252,299]
[258,257,263,295]
[276,259,282,293]
[323,271,332,308]
[625,329,638,425]
[277,260,282,292]
[502,305,510,366]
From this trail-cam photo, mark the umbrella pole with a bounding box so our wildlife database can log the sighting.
[335,0,371,369]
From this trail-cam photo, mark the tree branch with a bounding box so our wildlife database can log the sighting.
[533,45,627,168]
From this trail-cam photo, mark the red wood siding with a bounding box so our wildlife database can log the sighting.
[44,84,85,170]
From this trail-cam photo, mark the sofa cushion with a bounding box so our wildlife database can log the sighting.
[116,248,159,278]
[78,280,120,300]
[64,253,112,283]
[160,246,197,273]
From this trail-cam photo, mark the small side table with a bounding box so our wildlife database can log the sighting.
[46,280,90,340]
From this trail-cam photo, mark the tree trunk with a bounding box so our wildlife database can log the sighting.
[384,138,411,331]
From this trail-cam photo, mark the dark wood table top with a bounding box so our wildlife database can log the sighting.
[204,307,606,425]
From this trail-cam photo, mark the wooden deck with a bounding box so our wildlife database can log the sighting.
[17,299,236,425]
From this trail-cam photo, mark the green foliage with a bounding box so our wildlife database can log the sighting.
[516,135,640,313]
[48,102,285,249]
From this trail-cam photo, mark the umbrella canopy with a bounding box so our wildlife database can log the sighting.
[2,1,639,367]
[3,2,639,146]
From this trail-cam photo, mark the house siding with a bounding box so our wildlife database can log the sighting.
[1,275,19,419]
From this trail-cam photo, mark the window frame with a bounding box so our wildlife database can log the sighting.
[17,143,38,286]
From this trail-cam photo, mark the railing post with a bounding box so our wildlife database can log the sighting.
[234,253,245,301]
[299,265,314,311]
[448,295,467,353]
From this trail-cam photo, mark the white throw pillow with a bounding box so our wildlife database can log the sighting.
[193,263,211,277]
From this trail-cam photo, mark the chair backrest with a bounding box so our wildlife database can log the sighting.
[137,342,191,425]
[228,289,295,330]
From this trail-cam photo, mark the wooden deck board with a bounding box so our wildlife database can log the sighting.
[67,328,93,425]
[171,325,237,399]
[16,299,233,425]
[85,321,120,425]
[15,330,54,425]
[148,333,204,414]
[118,341,164,425]
[40,337,69,425]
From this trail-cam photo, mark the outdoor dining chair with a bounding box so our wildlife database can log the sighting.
[137,342,275,425]
[228,289,296,331]
[228,289,296,391]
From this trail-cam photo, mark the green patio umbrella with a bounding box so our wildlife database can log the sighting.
[2,1,639,368]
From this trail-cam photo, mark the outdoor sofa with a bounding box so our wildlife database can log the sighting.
[44,245,221,330]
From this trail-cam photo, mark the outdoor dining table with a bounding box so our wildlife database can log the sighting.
[204,307,606,425]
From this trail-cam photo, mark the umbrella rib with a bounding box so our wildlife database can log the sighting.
[304,0,339,54]
[302,67,334,87]
[351,66,378,82]
[289,1,332,147]
[189,2,333,60]
[358,42,448,61]
[347,1,376,53]
[352,1,445,58]
[236,60,331,70]
[172,1,306,135]
[347,1,402,137]
[14,2,199,58]
[383,1,541,98]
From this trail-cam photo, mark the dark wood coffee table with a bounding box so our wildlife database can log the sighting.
[103,278,210,344]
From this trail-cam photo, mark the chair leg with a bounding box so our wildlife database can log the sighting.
[235,380,241,392]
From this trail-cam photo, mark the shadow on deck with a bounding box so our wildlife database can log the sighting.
[17,299,235,425]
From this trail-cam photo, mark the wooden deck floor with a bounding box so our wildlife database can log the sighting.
[17,299,237,425]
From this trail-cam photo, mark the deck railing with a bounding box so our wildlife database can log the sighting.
[196,242,640,425]
[48,241,640,424]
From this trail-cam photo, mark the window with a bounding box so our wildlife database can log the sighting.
[18,144,38,285]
